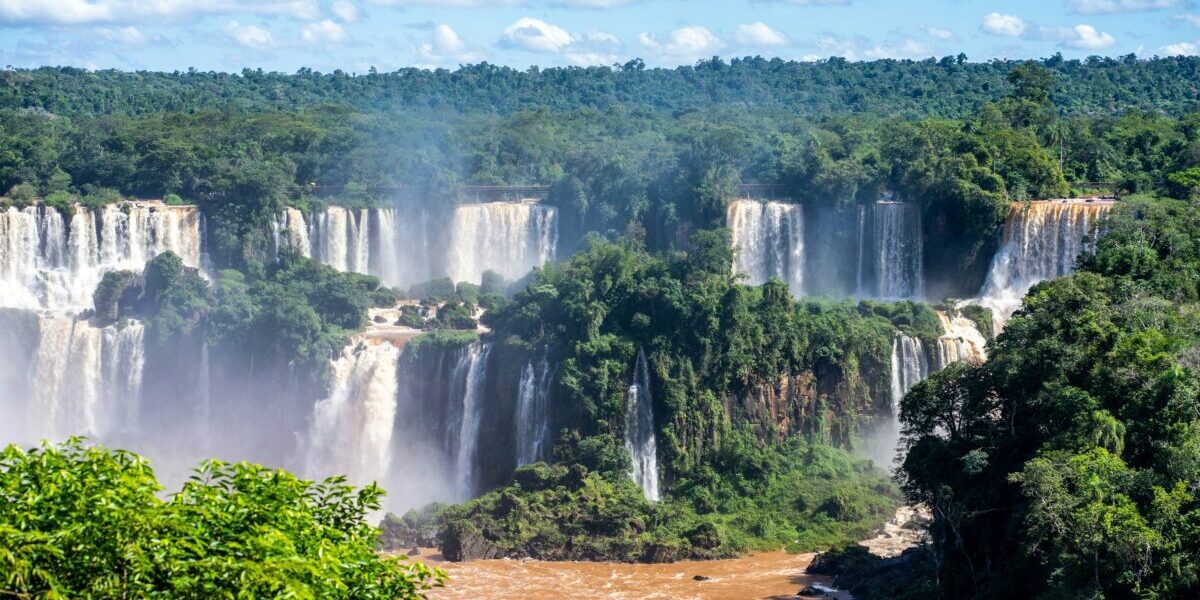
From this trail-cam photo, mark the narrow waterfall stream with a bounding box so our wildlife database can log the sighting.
[624,349,659,501]
[453,343,493,500]
[515,355,553,466]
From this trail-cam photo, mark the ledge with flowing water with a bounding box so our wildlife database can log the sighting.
[0,201,203,312]
[273,200,558,288]
[978,199,1113,329]
[727,198,924,300]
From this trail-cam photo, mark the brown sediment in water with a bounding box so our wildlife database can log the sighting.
[418,550,850,600]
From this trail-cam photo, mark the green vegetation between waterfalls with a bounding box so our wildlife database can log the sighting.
[0,439,443,599]
[403,437,899,562]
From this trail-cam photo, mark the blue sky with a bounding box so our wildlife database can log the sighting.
[1,0,1199,72]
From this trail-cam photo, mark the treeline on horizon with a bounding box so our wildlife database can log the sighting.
[3,54,1199,118]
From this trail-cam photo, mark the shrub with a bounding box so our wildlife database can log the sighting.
[0,439,445,599]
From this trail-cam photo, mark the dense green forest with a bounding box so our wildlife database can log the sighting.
[4,55,1199,118]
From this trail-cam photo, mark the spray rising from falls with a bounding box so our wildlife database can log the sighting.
[624,349,659,502]
[26,317,145,443]
[303,340,402,487]
[728,200,804,294]
[515,355,553,467]
[447,202,558,284]
[979,200,1113,327]
[0,202,203,311]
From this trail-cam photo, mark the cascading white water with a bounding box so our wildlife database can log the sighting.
[0,202,202,311]
[932,311,989,371]
[446,202,558,284]
[979,200,1112,328]
[624,349,659,502]
[515,355,553,466]
[312,206,358,273]
[890,334,928,404]
[452,342,493,500]
[27,317,145,442]
[873,202,924,300]
[372,208,402,286]
[866,334,929,468]
[273,207,312,258]
[727,200,804,294]
[302,340,402,486]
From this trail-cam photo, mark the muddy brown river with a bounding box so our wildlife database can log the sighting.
[420,550,849,600]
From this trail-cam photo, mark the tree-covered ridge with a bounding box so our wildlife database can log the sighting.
[3,55,1199,119]
[898,197,1200,598]
[0,439,444,599]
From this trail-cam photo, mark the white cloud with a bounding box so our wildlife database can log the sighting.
[1067,0,1178,14]
[330,0,358,22]
[563,31,621,65]
[983,13,1027,37]
[502,17,574,52]
[736,22,788,47]
[0,0,320,25]
[224,21,275,49]
[368,0,640,6]
[301,19,346,44]
[863,37,931,59]
[1160,41,1200,55]
[924,26,954,40]
[1180,13,1200,27]
[639,26,723,61]
[1064,24,1116,49]
[97,25,150,44]
[804,34,931,61]
[417,23,484,66]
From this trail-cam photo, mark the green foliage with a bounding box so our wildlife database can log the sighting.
[0,439,444,599]
[408,278,456,302]
[92,270,140,323]
[899,197,1200,598]
[437,436,897,562]
[40,190,72,216]
[5,182,35,207]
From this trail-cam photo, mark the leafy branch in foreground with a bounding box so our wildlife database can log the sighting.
[0,438,445,599]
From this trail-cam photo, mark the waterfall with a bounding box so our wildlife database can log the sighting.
[450,342,493,500]
[979,200,1112,327]
[0,202,202,311]
[446,202,558,284]
[727,200,804,294]
[624,349,659,501]
[873,202,924,300]
[273,207,312,258]
[866,334,929,468]
[28,317,145,441]
[515,355,553,466]
[303,340,402,486]
[371,208,402,287]
[932,311,988,371]
[890,335,928,405]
